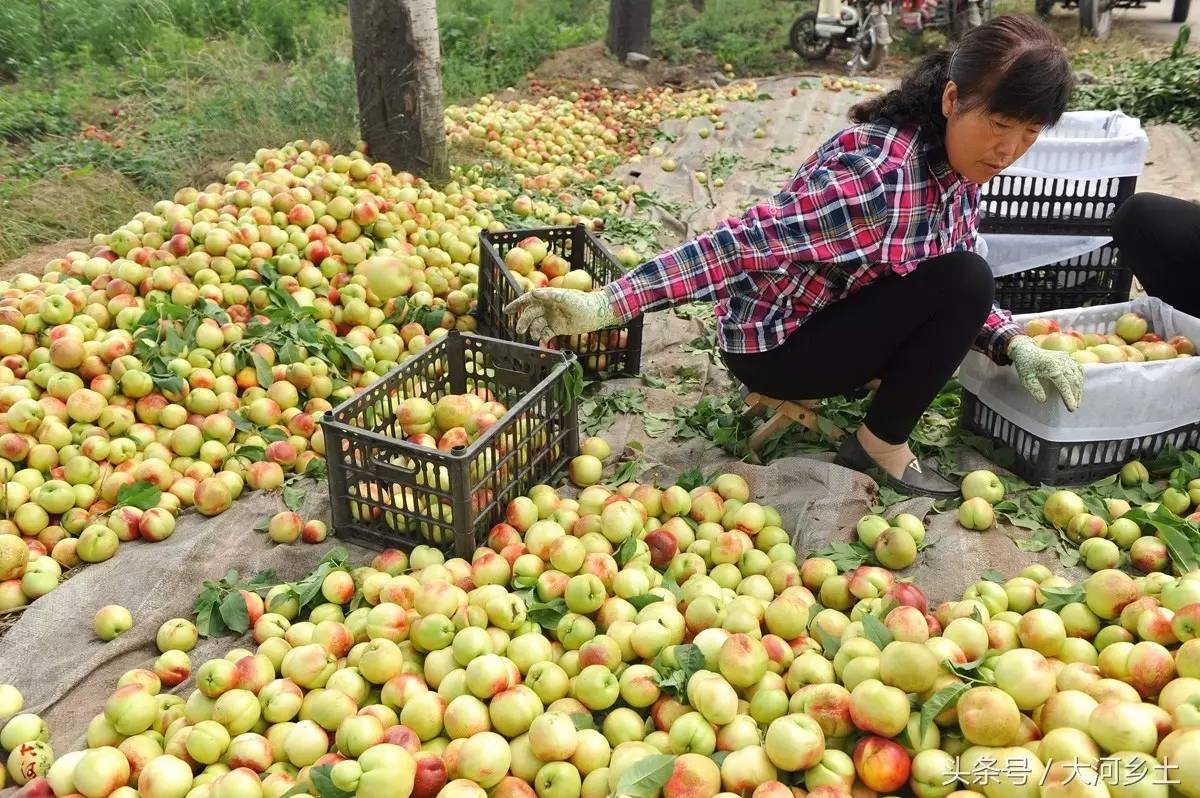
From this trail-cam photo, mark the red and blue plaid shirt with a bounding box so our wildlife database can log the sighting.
[604,122,1022,364]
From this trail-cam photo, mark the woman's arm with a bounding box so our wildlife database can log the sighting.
[604,149,891,324]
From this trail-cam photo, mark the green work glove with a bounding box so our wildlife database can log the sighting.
[504,288,617,341]
[1008,335,1084,411]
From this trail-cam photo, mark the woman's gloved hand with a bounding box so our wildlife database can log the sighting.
[504,288,617,341]
[1008,335,1084,411]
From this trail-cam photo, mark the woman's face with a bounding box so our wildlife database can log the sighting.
[942,81,1042,184]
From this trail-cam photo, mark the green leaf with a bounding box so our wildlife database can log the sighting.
[651,643,705,702]
[1124,505,1200,574]
[238,446,267,463]
[260,427,287,443]
[283,483,306,512]
[943,657,990,684]
[218,591,251,634]
[1014,528,1056,552]
[279,340,302,365]
[151,372,185,395]
[981,569,1004,583]
[570,713,597,730]
[615,754,677,798]
[604,458,645,489]
[813,624,841,657]
[675,467,706,492]
[304,458,329,481]
[614,536,639,567]
[709,751,730,767]
[811,541,873,573]
[528,598,568,631]
[255,518,270,533]
[861,614,894,649]
[919,681,970,740]
[643,412,674,438]
[1039,585,1086,612]
[629,594,664,610]
[512,575,537,590]
[661,573,684,600]
[194,598,223,639]
[116,481,162,511]
[308,764,355,798]
[227,411,256,433]
[250,352,275,389]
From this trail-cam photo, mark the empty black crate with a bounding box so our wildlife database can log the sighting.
[979,174,1137,236]
[322,332,580,557]
[961,391,1200,485]
[995,243,1131,314]
[478,224,644,377]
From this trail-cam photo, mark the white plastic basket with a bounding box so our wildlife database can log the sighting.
[1003,110,1148,181]
[979,111,1148,236]
[959,296,1200,444]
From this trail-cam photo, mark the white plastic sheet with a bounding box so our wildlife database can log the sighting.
[959,297,1200,443]
[983,233,1114,278]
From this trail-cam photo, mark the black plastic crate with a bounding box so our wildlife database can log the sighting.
[995,243,1132,314]
[961,391,1200,485]
[478,224,644,378]
[979,174,1137,236]
[322,332,580,557]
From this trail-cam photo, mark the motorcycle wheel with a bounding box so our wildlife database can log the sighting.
[789,12,835,61]
[851,29,886,73]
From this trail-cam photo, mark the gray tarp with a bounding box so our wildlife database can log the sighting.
[0,75,1080,765]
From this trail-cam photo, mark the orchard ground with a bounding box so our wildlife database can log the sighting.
[2,9,1200,763]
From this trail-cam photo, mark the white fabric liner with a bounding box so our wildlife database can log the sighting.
[983,233,1114,278]
[1001,110,1149,181]
[960,296,1200,443]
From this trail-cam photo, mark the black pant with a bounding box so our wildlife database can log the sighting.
[1111,193,1200,317]
[723,251,994,444]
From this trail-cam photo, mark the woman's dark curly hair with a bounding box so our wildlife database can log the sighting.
[851,15,1073,139]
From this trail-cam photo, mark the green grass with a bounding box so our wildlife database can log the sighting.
[653,0,798,75]
[439,0,607,100]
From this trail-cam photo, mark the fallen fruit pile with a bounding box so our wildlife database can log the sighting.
[1026,313,1195,364]
[0,137,520,612]
[8,475,1200,798]
[446,83,761,191]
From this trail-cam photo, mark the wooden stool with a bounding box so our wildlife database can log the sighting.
[743,392,836,462]
[740,380,880,462]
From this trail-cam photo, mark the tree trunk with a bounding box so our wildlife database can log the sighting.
[607,0,653,61]
[349,0,448,184]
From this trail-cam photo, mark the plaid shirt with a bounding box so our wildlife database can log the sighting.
[604,123,1022,364]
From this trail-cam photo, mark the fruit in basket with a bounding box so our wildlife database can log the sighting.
[1170,335,1196,355]
[94,605,133,641]
[1041,332,1083,353]
[1116,313,1149,343]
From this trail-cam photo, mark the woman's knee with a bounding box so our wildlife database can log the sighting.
[936,251,995,311]
[1111,193,1162,245]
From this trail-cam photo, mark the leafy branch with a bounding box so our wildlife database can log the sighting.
[194,568,277,638]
